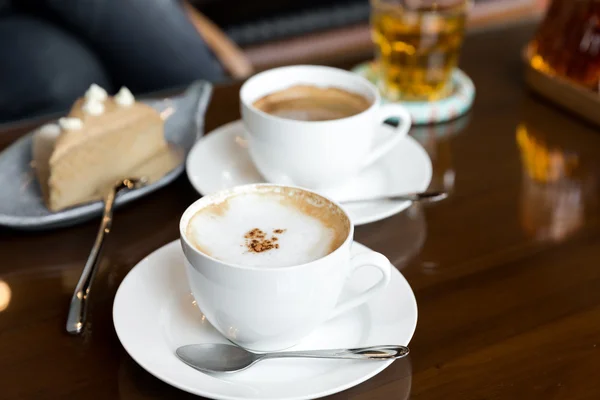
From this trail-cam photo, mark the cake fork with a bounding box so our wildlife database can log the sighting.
[66,177,147,335]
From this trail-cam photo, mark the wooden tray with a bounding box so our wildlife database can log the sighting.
[523,43,600,128]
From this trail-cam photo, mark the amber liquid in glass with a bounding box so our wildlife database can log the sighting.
[371,1,467,101]
[532,0,600,90]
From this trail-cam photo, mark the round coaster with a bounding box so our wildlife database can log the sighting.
[352,61,475,125]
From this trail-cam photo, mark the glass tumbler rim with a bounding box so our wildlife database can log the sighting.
[370,0,472,15]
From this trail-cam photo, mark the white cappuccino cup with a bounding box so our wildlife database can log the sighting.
[180,183,392,352]
[240,65,411,189]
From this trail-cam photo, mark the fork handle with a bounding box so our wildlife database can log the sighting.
[65,187,118,335]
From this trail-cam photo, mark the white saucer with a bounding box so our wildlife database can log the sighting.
[186,120,432,225]
[113,240,418,400]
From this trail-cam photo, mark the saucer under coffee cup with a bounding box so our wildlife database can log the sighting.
[179,183,393,352]
[240,65,412,190]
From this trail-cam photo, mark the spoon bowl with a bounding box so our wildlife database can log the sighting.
[177,343,261,373]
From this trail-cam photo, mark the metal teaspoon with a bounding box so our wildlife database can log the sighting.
[66,177,147,335]
[339,190,448,204]
[176,343,410,373]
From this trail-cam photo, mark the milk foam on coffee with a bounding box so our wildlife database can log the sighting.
[186,188,349,268]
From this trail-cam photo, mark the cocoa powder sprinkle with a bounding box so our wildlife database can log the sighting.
[244,228,286,253]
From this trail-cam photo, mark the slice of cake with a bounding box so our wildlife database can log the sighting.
[33,84,167,211]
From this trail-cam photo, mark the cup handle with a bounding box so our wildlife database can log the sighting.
[361,104,412,169]
[328,252,392,320]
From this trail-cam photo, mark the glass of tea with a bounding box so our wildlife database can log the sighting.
[371,0,469,101]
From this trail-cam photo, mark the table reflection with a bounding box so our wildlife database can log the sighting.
[411,113,471,196]
[359,204,426,271]
[516,101,598,243]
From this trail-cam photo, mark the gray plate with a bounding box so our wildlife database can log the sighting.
[0,81,212,230]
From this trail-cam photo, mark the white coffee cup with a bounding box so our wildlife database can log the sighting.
[179,183,392,352]
[240,65,411,189]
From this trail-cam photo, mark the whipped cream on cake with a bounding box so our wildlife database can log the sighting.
[115,87,135,107]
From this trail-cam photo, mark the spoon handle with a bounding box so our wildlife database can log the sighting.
[261,345,409,361]
[341,191,447,204]
[65,179,144,335]
[65,186,119,335]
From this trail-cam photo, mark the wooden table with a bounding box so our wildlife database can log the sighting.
[1,22,600,399]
